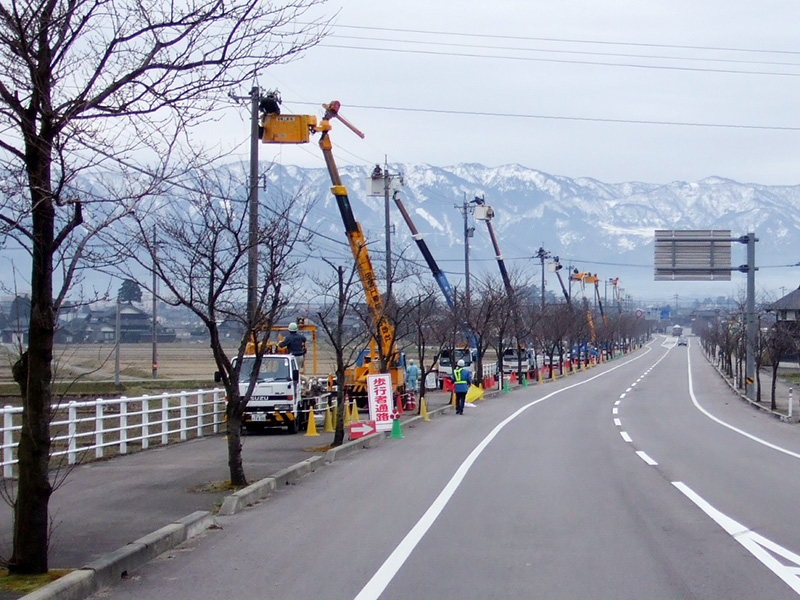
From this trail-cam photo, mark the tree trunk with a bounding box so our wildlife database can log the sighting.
[771,361,779,411]
[226,412,247,487]
[10,188,55,574]
[333,374,346,447]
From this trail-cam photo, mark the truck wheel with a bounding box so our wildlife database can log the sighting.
[287,417,298,434]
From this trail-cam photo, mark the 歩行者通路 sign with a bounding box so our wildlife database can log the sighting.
[367,373,393,432]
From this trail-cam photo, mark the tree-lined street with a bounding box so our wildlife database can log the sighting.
[79,337,800,599]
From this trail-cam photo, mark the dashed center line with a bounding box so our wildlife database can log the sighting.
[620,431,632,442]
[614,418,622,427]
[636,451,658,465]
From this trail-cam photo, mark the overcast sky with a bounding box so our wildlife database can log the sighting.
[211,0,800,186]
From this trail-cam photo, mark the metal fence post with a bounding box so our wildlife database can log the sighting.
[119,397,128,455]
[180,392,188,442]
[95,400,104,459]
[142,396,150,450]
[161,393,170,445]
[68,401,78,465]
[197,392,205,437]
[3,407,14,478]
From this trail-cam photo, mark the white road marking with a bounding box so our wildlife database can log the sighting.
[613,407,619,415]
[614,418,622,427]
[619,393,627,399]
[620,431,632,442]
[687,350,800,460]
[354,344,655,600]
[626,387,633,392]
[614,400,621,406]
[636,451,657,465]
[674,482,800,595]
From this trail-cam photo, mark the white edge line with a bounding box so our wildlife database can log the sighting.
[673,481,800,594]
[353,344,656,600]
[687,349,800,460]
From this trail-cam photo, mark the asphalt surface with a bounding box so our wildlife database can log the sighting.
[2,341,797,599]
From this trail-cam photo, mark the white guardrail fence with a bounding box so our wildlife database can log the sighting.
[1,389,227,479]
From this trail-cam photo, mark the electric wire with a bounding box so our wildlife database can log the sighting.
[320,43,800,79]
[288,101,800,132]
[329,33,800,70]
[328,23,800,58]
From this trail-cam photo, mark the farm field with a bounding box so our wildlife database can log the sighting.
[0,341,341,402]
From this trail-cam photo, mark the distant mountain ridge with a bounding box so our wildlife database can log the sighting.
[257,162,800,299]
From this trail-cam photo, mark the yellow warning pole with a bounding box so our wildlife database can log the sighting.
[420,397,430,421]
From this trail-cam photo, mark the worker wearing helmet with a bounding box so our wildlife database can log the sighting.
[452,358,472,415]
[278,322,307,368]
[405,359,420,403]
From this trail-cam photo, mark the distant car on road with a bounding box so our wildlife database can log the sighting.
[678,336,687,346]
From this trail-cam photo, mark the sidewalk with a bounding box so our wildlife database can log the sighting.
[705,352,799,421]
[0,391,457,599]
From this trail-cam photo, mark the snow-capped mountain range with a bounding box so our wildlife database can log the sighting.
[262,161,800,302]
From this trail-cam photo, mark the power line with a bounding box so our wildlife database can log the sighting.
[329,23,800,58]
[330,33,800,70]
[290,100,800,132]
[320,43,800,79]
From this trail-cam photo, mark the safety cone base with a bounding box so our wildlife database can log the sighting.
[389,416,404,439]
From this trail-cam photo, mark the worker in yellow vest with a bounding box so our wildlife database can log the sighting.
[453,359,472,415]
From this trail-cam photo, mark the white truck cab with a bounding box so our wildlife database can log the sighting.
[237,354,309,434]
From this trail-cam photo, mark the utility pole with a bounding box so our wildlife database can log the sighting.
[231,86,262,325]
[247,87,260,325]
[455,195,474,307]
[368,161,402,300]
[535,247,550,310]
[745,232,757,401]
[152,224,158,380]
[383,157,393,300]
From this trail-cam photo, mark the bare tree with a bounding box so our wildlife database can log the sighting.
[461,275,507,382]
[0,0,328,572]
[764,321,798,410]
[403,282,451,401]
[313,259,370,446]
[119,165,311,485]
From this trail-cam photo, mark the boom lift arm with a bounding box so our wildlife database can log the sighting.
[570,270,597,342]
[387,183,478,348]
[551,256,572,307]
[260,99,401,382]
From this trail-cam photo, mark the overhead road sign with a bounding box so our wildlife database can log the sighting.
[654,230,733,281]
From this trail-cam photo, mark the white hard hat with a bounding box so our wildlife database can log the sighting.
[288,322,298,332]
[457,359,465,367]
[409,359,414,365]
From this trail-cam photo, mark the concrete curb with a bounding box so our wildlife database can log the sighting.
[22,511,213,600]
[22,395,479,600]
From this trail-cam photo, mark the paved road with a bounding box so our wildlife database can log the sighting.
[0,394,455,572]
[74,337,800,599]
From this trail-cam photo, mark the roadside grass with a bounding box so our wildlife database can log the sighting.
[0,569,71,594]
